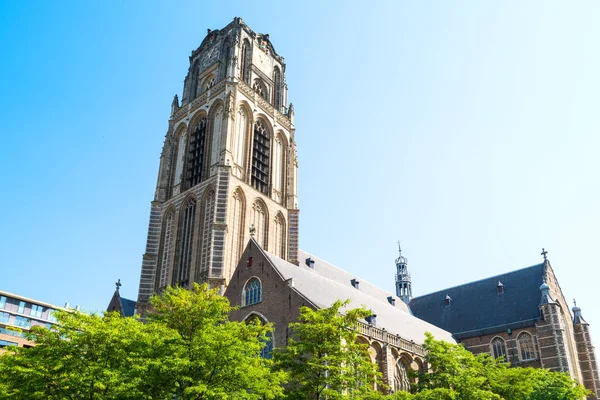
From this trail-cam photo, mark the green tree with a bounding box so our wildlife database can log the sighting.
[148,283,286,400]
[0,310,176,400]
[274,299,383,399]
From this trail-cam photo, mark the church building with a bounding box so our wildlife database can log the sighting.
[129,17,600,397]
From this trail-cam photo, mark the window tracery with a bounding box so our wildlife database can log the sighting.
[174,131,186,186]
[273,213,285,259]
[250,201,267,248]
[491,337,507,360]
[251,121,270,194]
[210,105,223,166]
[243,278,262,306]
[200,190,215,276]
[393,358,411,393]
[517,332,536,361]
[186,117,207,189]
[234,107,247,170]
[273,67,283,109]
[241,39,251,84]
[229,190,245,274]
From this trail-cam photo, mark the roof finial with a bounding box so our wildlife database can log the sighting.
[397,240,402,256]
[115,279,122,291]
[574,298,577,307]
[249,224,256,238]
[541,248,548,262]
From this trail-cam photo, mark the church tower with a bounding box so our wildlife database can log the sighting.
[136,18,299,312]
[394,243,411,304]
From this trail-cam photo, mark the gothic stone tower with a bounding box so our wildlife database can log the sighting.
[137,17,299,312]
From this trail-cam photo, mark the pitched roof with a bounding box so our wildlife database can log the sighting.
[120,297,136,317]
[409,263,546,338]
[261,245,455,343]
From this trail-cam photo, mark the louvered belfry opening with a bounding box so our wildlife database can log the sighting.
[251,121,270,194]
[186,118,207,189]
[175,198,196,287]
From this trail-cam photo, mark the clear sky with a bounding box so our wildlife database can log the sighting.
[1,1,599,344]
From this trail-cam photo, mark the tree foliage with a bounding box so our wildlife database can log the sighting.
[274,299,384,399]
[0,283,285,400]
[378,333,589,400]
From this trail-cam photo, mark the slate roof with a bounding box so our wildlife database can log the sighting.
[120,297,136,317]
[261,245,455,343]
[409,263,546,338]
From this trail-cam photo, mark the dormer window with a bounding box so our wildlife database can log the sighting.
[387,296,396,306]
[351,279,359,289]
[305,257,315,268]
[365,314,377,326]
[444,295,452,305]
[497,281,504,294]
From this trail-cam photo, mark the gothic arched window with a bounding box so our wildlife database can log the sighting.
[261,331,273,359]
[272,134,285,197]
[251,121,270,194]
[393,359,411,393]
[210,105,223,166]
[273,213,285,259]
[250,201,267,249]
[174,131,186,186]
[158,210,174,288]
[517,332,536,361]
[234,107,247,171]
[243,278,262,306]
[491,337,507,360]
[273,67,282,109]
[229,189,245,274]
[241,39,251,84]
[199,190,215,278]
[175,198,196,286]
[186,117,207,189]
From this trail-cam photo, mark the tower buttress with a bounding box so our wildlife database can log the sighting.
[572,301,600,399]
[394,242,411,304]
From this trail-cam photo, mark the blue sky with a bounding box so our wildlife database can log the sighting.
[1,1,599,344]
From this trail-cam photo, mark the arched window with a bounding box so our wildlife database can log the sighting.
[272,134,285,197]
[491,337,507,360]
[394,359,411,393]
[229,189,245,275]
[234,107,247,171]
[261,331,273,359]
[199,190,215,277]
[186,117,207,189]
[243,278,262,306]
[273,67,282,109]
[518,332,536,361]
[174,131,186,186]
[273,213,286,259]
[210,105,223,166]
[251,201,267,248]
[251,121,270,194]
[158,210,174,288]
[241,39,251,84]
[175,198,196,286]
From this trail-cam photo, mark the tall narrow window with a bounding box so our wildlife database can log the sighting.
[210,106,223,166]
[186,118,207,189]
[272,135,284,196]
[518,332,536,361]
[261,331,273,359]
[18,301,25,314]
[243,278,262,306]
[234,108,247,169]
[273,213,286,259]
[229,190,245,275]
[251,121,270,194]
[159,211,174,288]
[175,198,196,286]
[491,337,507,360]
[394,360,411,392]
[273,67,282,109]
[200,190,215,276]
[174,132,186,186]
[0,296,6,309]
[251,201,267,248]
[241,39,251,84]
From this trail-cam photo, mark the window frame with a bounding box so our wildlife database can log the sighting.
[490,336,508,360]
[242,277,262,307]
[517,332,537,362]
